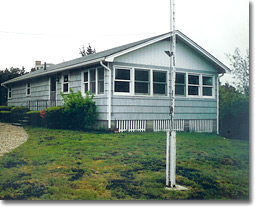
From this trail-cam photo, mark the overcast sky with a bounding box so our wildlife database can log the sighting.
[0,0,249,83]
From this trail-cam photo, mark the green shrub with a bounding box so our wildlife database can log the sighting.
[60,88,97,130]
[0,106,14,111]
[11,106,30,122]
[0,111,11,122]
[45,106,66,129]
[26,111,46,127]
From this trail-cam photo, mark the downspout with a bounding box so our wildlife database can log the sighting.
[100,61,112,129]
[217,73,224,134]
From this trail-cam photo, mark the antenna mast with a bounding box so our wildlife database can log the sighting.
[166,0,176,188]
[170,0,176,122]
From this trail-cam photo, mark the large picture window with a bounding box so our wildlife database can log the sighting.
[114,68,131,93]
[153,71,167,95]
[135,69,150,95]
[175,73,185,96]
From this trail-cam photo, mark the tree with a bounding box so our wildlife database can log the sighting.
[226,48,249,96]
[219,83,249,140]
[0,67,27,105]
[30,67,36,72]
[79,43,96,57]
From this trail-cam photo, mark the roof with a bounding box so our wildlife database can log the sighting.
[1,31,230,86]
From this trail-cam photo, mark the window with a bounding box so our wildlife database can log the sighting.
[26,82,31,96]
[188,74,200,96]
[114,68,131,93]
[8,87,12,99]
[202,76,213,96]
[89,69,96,94]
[175,73,185,96]
[83,71,89,93]
[82,68,104,95]
[97,68,104,94]
[153,71,167,95]
[135,69,150,95]
[63,74,69,93]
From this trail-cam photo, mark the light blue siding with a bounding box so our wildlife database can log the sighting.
[112,38,219,122]
[111,95,217,121]
[115,39,216,72]
[8,76,49,107]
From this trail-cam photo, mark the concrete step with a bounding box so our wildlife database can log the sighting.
[12,123,23,127]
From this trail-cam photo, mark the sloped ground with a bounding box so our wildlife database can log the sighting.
[0,122,28,157]
[0,128,249,200]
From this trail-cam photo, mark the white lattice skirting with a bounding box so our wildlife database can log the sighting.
[153,120,185,132]
[189,120,213,133]
[116,120,147,132]
[116,119,214,133]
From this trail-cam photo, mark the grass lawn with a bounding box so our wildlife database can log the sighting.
[0,127,249,200]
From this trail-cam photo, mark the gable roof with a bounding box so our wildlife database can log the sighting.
[1,31,230,86]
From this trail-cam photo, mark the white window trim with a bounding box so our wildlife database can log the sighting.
[81,67,105,96]
[8,87,12,99]
[182,73,215,99]
[202,75,215,98]
[152,70,168,96]
[113,66,133,96]
[175,72,186,97]
[26,82,31,96]
[62,73,70,94]
[97,68,105,95]
[113,65,169,97]
[187,73,201,98]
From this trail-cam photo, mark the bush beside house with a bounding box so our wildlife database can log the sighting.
[60,89,97,130]
[0,111,11,122]
[26,111,46,127]
[11,106,30,122]
[0,89,97,130]
[45,106,66,129]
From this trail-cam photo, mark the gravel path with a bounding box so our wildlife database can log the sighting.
[0,122,28,157]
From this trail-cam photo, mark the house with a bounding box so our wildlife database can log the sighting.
[1,31,230,133]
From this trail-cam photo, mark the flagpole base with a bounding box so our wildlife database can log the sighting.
[165,185,188,191]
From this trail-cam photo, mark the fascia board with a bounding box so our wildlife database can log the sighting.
[105,31,230,74]
[176,31,231,74]
[2,57,105,86]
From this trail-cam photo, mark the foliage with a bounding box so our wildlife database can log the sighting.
[226,48,249,95]
[45,106,66,129]
[26,111,45,127]
[0,111,11,122]
[0,67,27,105]
[79,43,96,57]
[60,88,97,130]
[219,83,249,140]
[10,106,30,122]
[0,106,14,111]
[0,129,249,200]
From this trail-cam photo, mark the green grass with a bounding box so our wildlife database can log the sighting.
[0,127,249,200]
